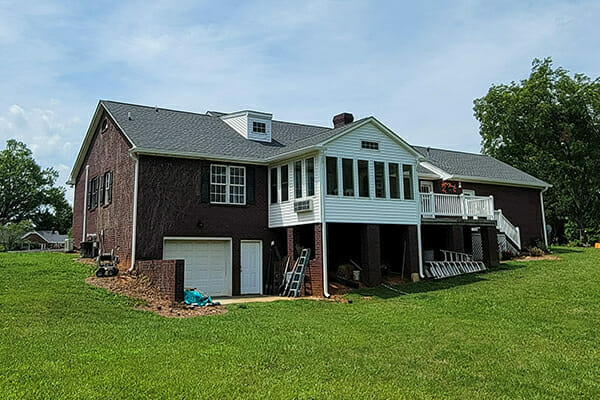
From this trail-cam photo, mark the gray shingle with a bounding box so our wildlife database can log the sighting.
[413,146,549,187]
[101,100,364,160]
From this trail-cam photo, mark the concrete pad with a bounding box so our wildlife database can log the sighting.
[214,295,295,305]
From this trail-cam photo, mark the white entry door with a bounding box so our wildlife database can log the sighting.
[241,241,262,295]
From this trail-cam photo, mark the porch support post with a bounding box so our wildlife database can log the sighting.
[448,225,465,253]
[360,224,381,286]
[481,225,499,268]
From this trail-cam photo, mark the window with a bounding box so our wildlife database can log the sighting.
[374,162,385,198]
[358,160,369,197]
[252,121,266,133]
[210,165,245,204]
[210,165,227,203]
[389,163,400,199]
[105,171,113,205]
[342,158,354,196]
[361,141,379,150]
[305,157,315,196]
[270,168,278,204]
[100,118,108,133]
[99,173,105,206]
[294,160,303,198]
[403,164,413,200]
[88,177,99,210]
[326,157,338,195]
[229,166,245,204]
[280,165,289,201]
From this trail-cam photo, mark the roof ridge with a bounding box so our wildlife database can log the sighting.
[272,119,331,130]
[100,100,211,118]
[413,145,488,157]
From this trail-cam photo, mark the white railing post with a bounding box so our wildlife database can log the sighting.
[488,195,495,220]
[460,194,467,219]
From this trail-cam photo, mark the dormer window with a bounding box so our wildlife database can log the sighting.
[253,121,266,134]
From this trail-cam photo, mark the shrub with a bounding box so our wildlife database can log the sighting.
[528,247,545,257]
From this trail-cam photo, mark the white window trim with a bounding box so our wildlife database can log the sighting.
[210,164,246,205]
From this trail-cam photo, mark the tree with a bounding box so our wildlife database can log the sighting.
[0,220,33,251]
[0,140,72,233]
[474,58,600,243]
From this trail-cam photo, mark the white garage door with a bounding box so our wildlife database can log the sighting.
[163,239,232,296]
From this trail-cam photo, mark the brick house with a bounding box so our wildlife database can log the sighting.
[69,101,550,299]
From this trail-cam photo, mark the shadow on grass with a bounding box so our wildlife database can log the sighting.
[550,246,583,255]
[351,263,527,300]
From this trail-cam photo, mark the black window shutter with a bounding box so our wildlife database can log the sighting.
[200,165,210,203]
[107,171,113,204]
[99,174,105,206]
[246,166,255,205]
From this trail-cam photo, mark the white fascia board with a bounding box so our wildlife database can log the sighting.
[420,162,452,180]
[130,147,268,165]
[449,174,552,189]
[220,110,272,120]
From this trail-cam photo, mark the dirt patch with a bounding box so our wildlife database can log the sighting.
[509,255,561,262]
[86,274,226,318]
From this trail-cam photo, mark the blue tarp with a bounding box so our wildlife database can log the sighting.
[184,290,217,307]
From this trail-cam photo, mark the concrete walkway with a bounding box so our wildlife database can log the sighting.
[214,295,319,305]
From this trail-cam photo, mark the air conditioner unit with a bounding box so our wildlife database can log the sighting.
[294,199,313,213]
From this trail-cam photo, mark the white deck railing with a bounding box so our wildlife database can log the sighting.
[495,209,521,250]
[420,193,495,220]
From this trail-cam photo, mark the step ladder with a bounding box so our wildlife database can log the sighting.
[283,248,311,297]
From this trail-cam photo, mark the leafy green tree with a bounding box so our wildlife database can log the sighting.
[474,58,600,243]
[0,140,72,233]
[0,220,33,251]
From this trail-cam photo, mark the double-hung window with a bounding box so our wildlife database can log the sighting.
[403,164,413,200]
[305,157,315,196]
[388,163,400,199]
[294,160,302,198]
[270,168,278,204]
[210,165,245,204]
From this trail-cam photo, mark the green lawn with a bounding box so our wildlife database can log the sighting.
[1,248,599,399]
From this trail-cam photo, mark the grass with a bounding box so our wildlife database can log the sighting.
[1,248,599,399]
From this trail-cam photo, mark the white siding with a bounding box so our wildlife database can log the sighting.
[323,122,420,225]
[222,114,247,137]
[268,152,321,228]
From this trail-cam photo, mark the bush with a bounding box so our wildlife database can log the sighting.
[528,247,545,257]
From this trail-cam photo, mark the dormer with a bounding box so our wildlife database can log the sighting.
[220,110,272,143]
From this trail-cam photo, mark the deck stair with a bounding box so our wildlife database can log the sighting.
[423,250,486,279]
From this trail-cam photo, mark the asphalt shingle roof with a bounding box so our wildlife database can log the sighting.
[102,100,365,160]
[413,146,549,187]
[23,230,68,243]
[98,100,548,187]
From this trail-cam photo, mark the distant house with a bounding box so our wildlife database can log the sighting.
[68,100,550,299]
[21,230,68,249]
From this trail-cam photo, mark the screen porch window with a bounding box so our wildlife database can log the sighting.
[374,161,385,198]
[280,165,289,201]
[210,165,245,204]
[270,168,278,204]
[403,164,414,200]
[305,157,315,196]
[358,160,369,197]
[294,160,302,198]
[388,163,400,199]
[342,158,354,196]
[326,157,338,195]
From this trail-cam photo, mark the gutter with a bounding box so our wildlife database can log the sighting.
[128,154,140,272]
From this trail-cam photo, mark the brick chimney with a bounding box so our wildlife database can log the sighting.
[333,112,354,128]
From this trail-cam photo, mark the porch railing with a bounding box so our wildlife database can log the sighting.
[420,193,495,219]
[495,209,521,250]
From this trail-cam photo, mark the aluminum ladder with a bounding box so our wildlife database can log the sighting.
[285,248,311,297]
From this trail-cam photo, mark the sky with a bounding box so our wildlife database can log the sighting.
[0,0,599,204]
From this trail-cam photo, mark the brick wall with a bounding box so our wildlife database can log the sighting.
[286,223,324,297]
[72,110,136,267]
[134,259,185,302]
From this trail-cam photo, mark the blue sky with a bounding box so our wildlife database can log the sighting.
[0,0,599,203]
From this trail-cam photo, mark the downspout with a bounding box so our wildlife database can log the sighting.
[318,150,330,298]
[128,154,140,272]
[415,160,424,279]
[82,165,89,242]
[540,187,549,247]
